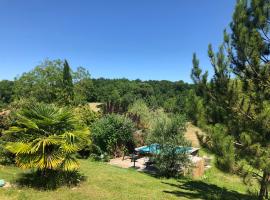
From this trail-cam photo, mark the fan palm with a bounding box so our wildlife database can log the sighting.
[3,103,90,172]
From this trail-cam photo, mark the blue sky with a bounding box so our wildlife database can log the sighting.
[0,0,235,82]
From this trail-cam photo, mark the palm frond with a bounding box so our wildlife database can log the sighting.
[16,114,39,130]
[60,156,79,171]
[5,142,32,155]
[3,126,26,134]
[60,143,79,154]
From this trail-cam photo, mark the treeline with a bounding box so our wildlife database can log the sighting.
[92,78,192,113]
[0,60,192,114]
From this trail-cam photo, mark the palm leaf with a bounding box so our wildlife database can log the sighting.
[5,142,32,155]
[60,156,79,171]
[3,126,26,134]
[16,114,39,130]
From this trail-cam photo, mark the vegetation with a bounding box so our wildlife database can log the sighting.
[3,103,90,173]
[74,104,101,128]
[0,80,14,108]
[61,60,74,105]
[0,0,268,199]
[147,114,191,177]
[10,59,94,105]
[91,114,135,157]
[190,0,270,199]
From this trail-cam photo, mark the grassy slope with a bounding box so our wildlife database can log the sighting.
[0,159,254,200]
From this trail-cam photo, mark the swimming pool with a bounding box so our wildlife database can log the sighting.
[135,144,195,155]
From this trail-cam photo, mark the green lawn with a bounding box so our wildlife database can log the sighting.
[0,159,256,200]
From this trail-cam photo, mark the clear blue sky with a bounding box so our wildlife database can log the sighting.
[0,0,235,82]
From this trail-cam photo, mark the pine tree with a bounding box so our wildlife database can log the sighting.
[62,60,74,104]
[191,53,208,98]
[207,43,233,124]
[191,1,270,198]
[226,1,270,199]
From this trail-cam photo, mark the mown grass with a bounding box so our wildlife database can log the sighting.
[0,159,256,200]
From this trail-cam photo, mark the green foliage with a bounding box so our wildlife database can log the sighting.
[184,90,206,127]
[163,97,177,113]
[73,104,100,159]
[147,114,191,177]
[13,60,64,103]
[227,0,270,198]
[0,80,14,107]
[16,169,85,190]
[73,67,94,104]
[191,0,270,198]
[0,144,14,164]
[3,62,192,114]
[3,103,90,172]
[12,59,94,106]
[191,53,208,98]
[92,78,191,114]
[74,104,100,127]
[205,125,236,172]
[61,60,74,105]
[0,110,15,164]
[92,114,135,157]
[128,99,151,130]
[9,95,34,107]
[147,108,170,131]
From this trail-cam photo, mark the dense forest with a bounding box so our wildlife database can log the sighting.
[0,60,193,115]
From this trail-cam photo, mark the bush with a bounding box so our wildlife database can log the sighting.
[0,142,15,164]
[128,99,151,130]
[92,114,135,157]
[153,144,191,177]
[147,114,191,177]
[0,110,15,164]
[72,104,100,159]
[16,169,86,190]
[74,104,100,127]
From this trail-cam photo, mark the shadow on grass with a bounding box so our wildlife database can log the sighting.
[162,180,256,200]
[16,170,86,190]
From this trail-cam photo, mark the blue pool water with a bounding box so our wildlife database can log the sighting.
[0,179,5,187]
[136,144,193,155]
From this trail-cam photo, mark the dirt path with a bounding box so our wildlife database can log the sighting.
[184,123,204,148]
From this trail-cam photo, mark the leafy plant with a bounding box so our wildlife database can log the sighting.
[74,104,100,127]
[92,114,135,157]
[147,114,191,177]
[3,103,90,173]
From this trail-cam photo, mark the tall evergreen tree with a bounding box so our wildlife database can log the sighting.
[191,53,208,98]
[62,60,74,104]
[226,0,270,199]
[192,0,270,199]
[207,44,233,124]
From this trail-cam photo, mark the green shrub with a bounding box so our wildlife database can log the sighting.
[147,114,191,177]
[74,104,100,127]
[0,141,15,164]
[0,110,15,164]
[92,114,135,157]
[16,169,86,190]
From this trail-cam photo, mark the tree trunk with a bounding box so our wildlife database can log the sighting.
[258,171,269,200]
